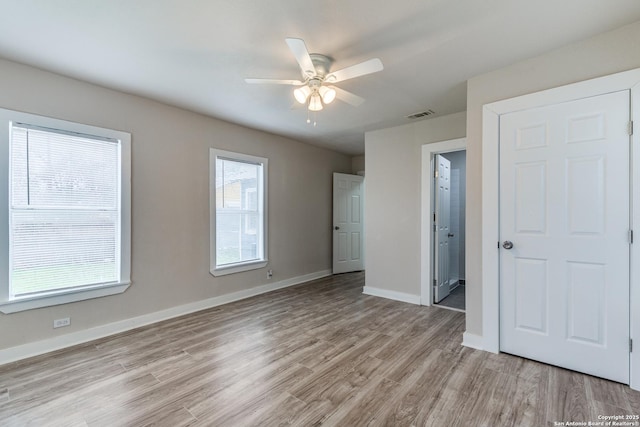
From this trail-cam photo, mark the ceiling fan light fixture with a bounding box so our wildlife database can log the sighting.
[294,86,311,104]
[308,93,323,111]
[319,86,336,104]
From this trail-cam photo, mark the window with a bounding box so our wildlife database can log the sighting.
[0,109,131,313]
[210,149,267,276]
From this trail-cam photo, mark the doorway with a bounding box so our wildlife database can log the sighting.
[498,91,630,383]
[481,67,640,388]
[433,150,466,311]
[333,172,364,274]
[420,137,467,309]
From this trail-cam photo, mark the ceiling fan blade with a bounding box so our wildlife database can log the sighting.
[325,58,383,83]
[244,78,304,85]
[285,38,316,78]
[333,86,365,106]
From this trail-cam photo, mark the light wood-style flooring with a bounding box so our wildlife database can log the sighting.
[1,272,640,426]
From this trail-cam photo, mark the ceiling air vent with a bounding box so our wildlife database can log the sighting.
[406,110,435,119]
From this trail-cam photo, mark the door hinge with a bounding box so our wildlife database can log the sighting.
[631,339,633,353]
[434,170,439,178]
[630,229,634,244]
[630,121,634,136]
[433,212,436,222]
[498,241,500,249]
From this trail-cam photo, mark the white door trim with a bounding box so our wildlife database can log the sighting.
[421,138,466,306]
[481,66,640,389]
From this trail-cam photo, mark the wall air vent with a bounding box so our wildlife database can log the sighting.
[406,110,435,119]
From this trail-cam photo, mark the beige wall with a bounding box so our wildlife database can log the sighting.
[465,20,640,337]
[0,58,351,350]
[351,155,365,174]
[364,112,466,296]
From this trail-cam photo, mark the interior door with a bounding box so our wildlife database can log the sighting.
[499,90,630,383]
[333,173,364,274]
[434,154,451,303]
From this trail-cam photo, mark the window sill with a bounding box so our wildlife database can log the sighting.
[211,260,268,277]
[0,282,131,314]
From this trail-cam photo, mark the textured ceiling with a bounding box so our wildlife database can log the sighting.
[1,1,640,154]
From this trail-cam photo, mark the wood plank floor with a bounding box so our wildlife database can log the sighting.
[1,272,640,426]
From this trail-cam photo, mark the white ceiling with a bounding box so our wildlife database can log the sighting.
[1,1,640,155]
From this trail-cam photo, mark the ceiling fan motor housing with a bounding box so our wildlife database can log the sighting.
[309,54,333,78]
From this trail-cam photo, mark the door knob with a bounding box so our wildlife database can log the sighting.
[502,241,514,250]
[334,226,340,230]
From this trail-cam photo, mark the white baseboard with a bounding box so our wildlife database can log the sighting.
[0,269,332,366]
[462,331,484,350]
[362,286,421,305]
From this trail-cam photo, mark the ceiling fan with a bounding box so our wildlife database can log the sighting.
[245,38,383,112]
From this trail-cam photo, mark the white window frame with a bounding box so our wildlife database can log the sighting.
[0,109,131,314]
[209,148,268,276]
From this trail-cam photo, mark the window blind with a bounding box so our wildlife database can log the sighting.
[9,125,121,297]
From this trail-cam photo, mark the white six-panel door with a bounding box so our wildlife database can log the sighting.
[434,154,451,303]
[333,173,364,274]
[499,90,631,383]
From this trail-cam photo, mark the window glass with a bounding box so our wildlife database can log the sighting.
[210,149,267,275]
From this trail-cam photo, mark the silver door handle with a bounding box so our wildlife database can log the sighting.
[334,226,340,230]
[502,241,514,250]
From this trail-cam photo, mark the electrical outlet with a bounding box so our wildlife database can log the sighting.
[267,269,273,279]
[53,317,70,329]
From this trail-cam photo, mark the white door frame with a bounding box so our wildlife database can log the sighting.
[481,67,640,389]
[421,138,466,306]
